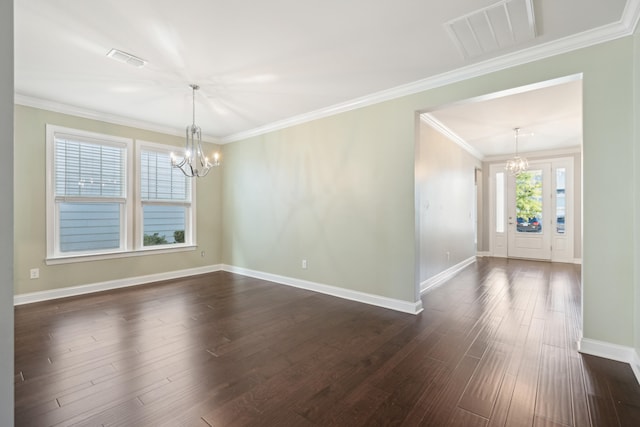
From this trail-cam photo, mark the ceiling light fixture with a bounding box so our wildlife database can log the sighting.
[171,84,220,178]
[505,127,528,175]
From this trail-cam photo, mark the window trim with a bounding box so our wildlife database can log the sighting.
[135,139,197,251]
[46,125,134,260]
[45,125,197,264]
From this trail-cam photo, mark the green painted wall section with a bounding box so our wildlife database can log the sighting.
[634,28,640,360]
[223,37,637,347]
[13,105,223,295]
[0,0,14,423]
[221,104,418,303]
[417,120,481,283]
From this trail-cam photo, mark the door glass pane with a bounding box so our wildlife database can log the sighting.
[556,168,566,234]
[516,170,543,234]
[496,172,504,233]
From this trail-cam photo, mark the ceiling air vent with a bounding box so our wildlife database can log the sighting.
[106,48,147,68]
[445,0,536,59]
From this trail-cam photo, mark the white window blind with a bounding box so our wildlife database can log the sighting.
[140,150,190,201]
[54,135,125,198]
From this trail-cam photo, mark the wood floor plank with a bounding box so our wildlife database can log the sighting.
[568,353,591,427]
[448,408,489,427]
[458,341,509,418]
[504,317,545,427]
[535,344,573,425]
[13,259,640,426]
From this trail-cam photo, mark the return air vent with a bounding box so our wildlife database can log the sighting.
[445,0,536,59]
[106,48,147,68]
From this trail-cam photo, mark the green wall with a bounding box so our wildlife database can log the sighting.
[1,0,13,423]
[417,119,481,283]
[223,37,637,347]
[13,105,223,295]
[634,28,640,360]
[221,105,418,303]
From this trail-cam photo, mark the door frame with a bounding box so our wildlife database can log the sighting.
[489,156,574,262]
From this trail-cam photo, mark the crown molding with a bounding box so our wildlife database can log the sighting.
[420,114,485,161]
[483,145,582,162]
[14,94,221,144]
[222,0,640,144]
[14,1,640,146]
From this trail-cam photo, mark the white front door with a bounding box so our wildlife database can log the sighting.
[507,163,551,260]
[490,157,574,262]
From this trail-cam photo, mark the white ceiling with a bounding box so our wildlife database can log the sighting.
[14,0,637,152]
[425,76,583,158]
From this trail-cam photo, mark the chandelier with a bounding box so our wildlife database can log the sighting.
[171,84,220,177]
[505,127,528,175]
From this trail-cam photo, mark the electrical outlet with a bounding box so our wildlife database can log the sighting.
[200,251,205,257]
[302,259,308,269]
[30,268,39,279]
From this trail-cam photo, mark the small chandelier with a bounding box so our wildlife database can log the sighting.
[171,84,220,178]
[505,127,528,175]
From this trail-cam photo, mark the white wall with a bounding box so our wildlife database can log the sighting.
[0,0,14,424]
[417,118,481,284]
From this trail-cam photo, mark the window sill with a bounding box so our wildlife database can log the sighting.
[45,245,197,265]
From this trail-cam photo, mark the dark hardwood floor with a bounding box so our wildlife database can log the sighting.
[14,258,640,426]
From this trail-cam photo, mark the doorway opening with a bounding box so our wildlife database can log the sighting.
[416,74,583,298]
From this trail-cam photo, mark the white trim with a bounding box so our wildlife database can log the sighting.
[15,94,220,144]
[13,265,223,305]
[13,263,424,315]
[573,258,583,265]
[420,114,484,160]
[45,245,197,265]
[221,4,640,144]
[46,124,134,259]
[222,265,423,315]
[135,139,196,250]
[484,146,582,163]
[579,338,640,385]
[477,251,492,257]
[420,256,476,295]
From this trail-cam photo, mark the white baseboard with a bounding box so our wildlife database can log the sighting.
[222,265,423,315]
[579,338,640,385]
[14,265,223,305]
[476,251,491,257]
[13,263,424,316]
[420,256,476,295]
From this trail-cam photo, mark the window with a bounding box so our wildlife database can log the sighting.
[495,172,505,233]
[556,168,566,234]
[47,126,131,258]
[138,142,193,247]
[46,125,196,262]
